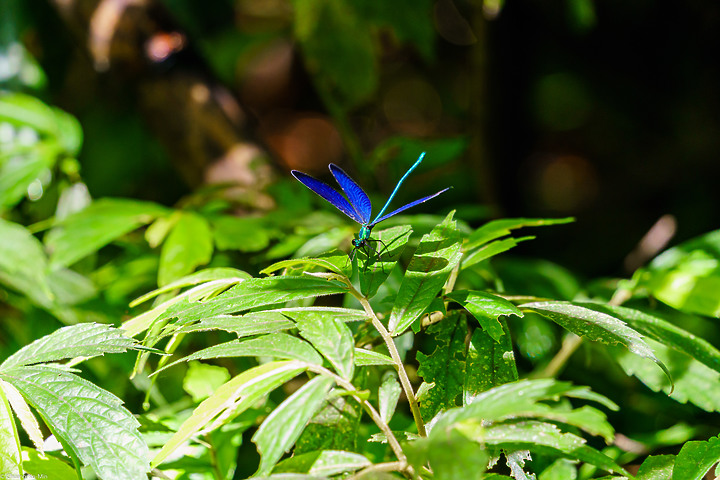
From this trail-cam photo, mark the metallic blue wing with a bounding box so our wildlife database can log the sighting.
[329,164,372,224]
[291,170,364,224]
[370,188,450,226]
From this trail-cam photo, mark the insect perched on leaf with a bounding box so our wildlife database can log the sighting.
[291,152,449,259]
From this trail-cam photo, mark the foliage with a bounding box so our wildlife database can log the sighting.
[2,1,720,479]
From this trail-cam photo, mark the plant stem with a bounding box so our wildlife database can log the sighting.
[537,333,582,379]
[306,365,409,468]
[349,461,407,479]
[350,290,427,438]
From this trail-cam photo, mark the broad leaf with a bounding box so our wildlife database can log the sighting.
[461,236,534,270]
[643,229,720,317]
[636,455,674,480]
[582,303,720,375]
[1,380,43,451]
[359,225,412,298]
[296,313,355,380]
[152,361,307,467]
[182,362,231,403]
[416,314,467,419]
[274,449,371,476]
[155,333,323,376]
[156,276,348,328]
[46,198,168,268]
[389,211,463,335]
[447,290,523,342]
[457,420,625,475]
[158,212,214,286]
[406,429,489,480]
[673,435,720,480]
[0,142,58,209]
[1,323,137,371]
[354,348,394,366]
[1,365,149,480]
[614,340,720,413]
[253,376,335,476]
[212,215,271,252]
[262,256,347,277]
[20,447,77,480]
[521,302,672,384]
[0,218,52,304]
[464,322,518,404]
[0,384,22,477]
[295,396,362,454]
[379,372,402,423]
[172,312,295,337]
[129,267,251,307]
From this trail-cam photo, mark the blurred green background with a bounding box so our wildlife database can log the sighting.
[2,0,719,277]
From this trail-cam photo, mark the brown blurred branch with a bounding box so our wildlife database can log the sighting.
[49,0,274,203]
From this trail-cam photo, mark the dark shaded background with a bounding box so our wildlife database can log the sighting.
[6,0,719,278]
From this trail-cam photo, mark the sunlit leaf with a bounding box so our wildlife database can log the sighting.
[359,225,412,298]
[447,290,523,342]
[152,361,307,467]
[466,217,574,251]
[378,372,402,423]
[1,380,43,452]
[0,218,52,304]
[297,313,355,380]
[0,384,22,477]
[389,211,463,335]
[521,302,672,385]
[155,334,323,376]
[253,376,335,476]
[673,435,720,480]
[20,447,77,480]
[0,323,137,371]
[354,348,394,366]
[182,362,231,403]
[46,198,168,268]
[1,365,150,480]
[636,455,674,480]
[158,212,214,286]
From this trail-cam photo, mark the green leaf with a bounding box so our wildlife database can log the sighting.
[261,256,347,277]
[354,348,394,366]
[1,365,149,480]
[183,361,231,402]
[253,376,335,476]
[358,225,412,298]
[521,301,672,385]
[379,372,402,423]
[295,396,362,454]
[157,276,348,328]
[297,313,355,380]
[212,215,271,252]
[540,459,578,480]
[581,303,720,375]
[152,360,307,467]
[643,229,720,317]
[0,383,22,477]
[294,0,377,110]
[0,323,137,371]
[389,211,463,335]
[466,217,574,251]
[275,449,371,476]
[614,340,720,413]
[1,380,43,452]
[461,236,534,270]
[0,141,59,209]
[433,379,617,434]
[155,333,323,376]
[122,276,244,337]
[416,314,467,419]
[673,435,720,480]
[172,312,296,337]
[447,290,523,342]
[464,322,518,404]
[0,218,52,304]
[130,267,251,307]
[20,447,77,480]
[158,212,214,286]
[46,198,168,268]
[406,430,489,480]
[636,455,674,480]
[457,420,625,475]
